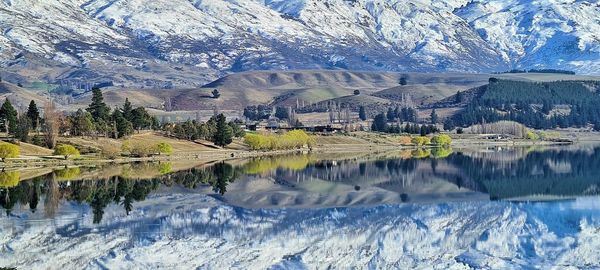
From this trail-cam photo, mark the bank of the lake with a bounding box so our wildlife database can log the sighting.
[1,130,595,171]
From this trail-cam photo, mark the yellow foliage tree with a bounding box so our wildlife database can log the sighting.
[244,130,314,151]
[0,142,19,162]
[54,144,80,160]
[411,136,431,146]
[155,142,173,156]
[431,134,452,146]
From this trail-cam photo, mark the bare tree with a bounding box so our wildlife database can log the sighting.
[43,101,59,149]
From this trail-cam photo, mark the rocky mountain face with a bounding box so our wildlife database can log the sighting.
[1,0,599,87]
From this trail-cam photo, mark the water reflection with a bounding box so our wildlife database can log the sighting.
[2,145,600,223]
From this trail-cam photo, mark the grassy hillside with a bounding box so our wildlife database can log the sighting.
[5,70,600,121]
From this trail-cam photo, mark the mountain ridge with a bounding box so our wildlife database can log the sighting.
[1,0,599,87]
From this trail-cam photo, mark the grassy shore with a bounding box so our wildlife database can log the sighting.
[1,130,596,170]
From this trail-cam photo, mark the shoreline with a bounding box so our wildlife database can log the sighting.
[0,138,583,170]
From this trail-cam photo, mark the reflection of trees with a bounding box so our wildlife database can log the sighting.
[54,167,81,181]
[44,173,60,218]
[243,155,314,175]
[0,171,20,188]
[447,147,600,199]
[212,162,236,195]
[5,147,600,222]
[0,162,242,223]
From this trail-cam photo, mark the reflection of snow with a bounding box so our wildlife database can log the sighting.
[546,159,572,174]
[2,194,600,269]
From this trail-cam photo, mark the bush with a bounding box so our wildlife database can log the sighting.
[398,136,412,145]
[526,131,539,140]
[155,142,173,155]
[54,144,80,160]
[431,134,452,146]
[100,144,121,159]
[122,140,154,157]
[411,136,430,146]
[0,142,20,162]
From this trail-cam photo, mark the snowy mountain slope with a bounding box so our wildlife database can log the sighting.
[0,0,599,87]
[3,194,600,269]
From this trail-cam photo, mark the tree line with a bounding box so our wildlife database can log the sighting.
[0,87,245,150]
[446,79,600,131]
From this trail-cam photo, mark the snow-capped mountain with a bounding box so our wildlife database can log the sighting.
[1,0,599,87]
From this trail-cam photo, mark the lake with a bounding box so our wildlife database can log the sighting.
[2,144,600,269]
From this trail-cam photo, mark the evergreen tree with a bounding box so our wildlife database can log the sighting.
[26,100,40,130]
[112,110,133,138]
[455,91,463,103]
[86,87,110,121]
[15,114,30,142]
[122,98,133,120]
[430,109,438,124]
[68,109,95,136]
[387,107,395,121]
[359,106,367,121]
[371,113,388,132]
[213,114,233,147]
[399,77,408,85]
[130,107,152,131]
[275,107,289,119]
[212,89,221,99]
[0,99,18,134]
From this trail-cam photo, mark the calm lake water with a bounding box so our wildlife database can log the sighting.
[2,144,600,269]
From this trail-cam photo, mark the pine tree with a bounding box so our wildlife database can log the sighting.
[359,106,367,121]
[212,89,221,99]
[213,114,233,147]
[455,91,463,103]
[86,87,110,121]
[27,100,40,130]
[122,98,133,120]
[387,107,395,121]
[0,99,18,134]
[112,110,133,138]
[371,113,388,132]
[430,109,438,124]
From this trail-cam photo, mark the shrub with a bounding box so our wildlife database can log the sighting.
[155,142,173,155]
[121,140,153,157]
[54,144,80,160]
[100,144,121,159]
[526,131,539,140]
[398,136,412,145]
[431,134,452,146]
[411,136,430,146]
[0,142,20,162]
